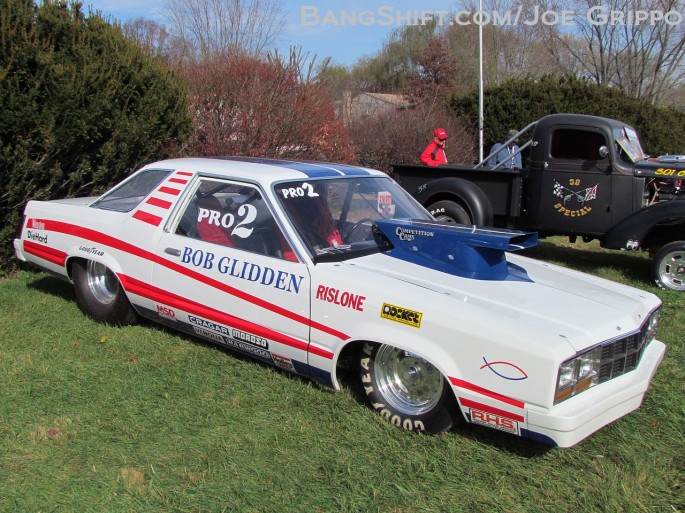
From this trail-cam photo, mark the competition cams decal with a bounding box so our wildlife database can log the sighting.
[380,303,422,328]
[553,179,598,217]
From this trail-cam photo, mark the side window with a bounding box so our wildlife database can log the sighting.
[92,169,172,212]
[550,129,608,161]
[176,179,297,261]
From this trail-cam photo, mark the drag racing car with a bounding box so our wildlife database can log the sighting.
[14,157,666,447]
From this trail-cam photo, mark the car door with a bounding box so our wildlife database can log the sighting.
[528,125,613,236]
[149,176,313,376]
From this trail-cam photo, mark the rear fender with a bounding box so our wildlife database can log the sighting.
[415,177,494,226]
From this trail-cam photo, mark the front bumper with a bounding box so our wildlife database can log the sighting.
[526,339,666,447]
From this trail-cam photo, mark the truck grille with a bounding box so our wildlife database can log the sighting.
[598,329,649,383]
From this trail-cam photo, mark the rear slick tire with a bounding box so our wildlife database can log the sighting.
[72,260,138,325]
[359,342,455,434]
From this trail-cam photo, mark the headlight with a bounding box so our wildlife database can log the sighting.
[643,308,661,345]
[554,346,602,404]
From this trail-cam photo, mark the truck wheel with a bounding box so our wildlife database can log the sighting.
[72,260,138,325]
[427,201,472,224]
[653,241,685,291]
[359,342,455,434]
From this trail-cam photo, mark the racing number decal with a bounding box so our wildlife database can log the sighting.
[197,203,257,239]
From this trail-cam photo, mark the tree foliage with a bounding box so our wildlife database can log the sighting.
[0,0,192,272]
[181,50,355,163]
[451,75,685,155]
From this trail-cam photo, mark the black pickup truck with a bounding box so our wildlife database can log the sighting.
[392,113,685,291]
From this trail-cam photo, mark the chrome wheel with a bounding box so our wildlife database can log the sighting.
[373,345,445,416]
[86,260,119,304]
[655,242,685,291]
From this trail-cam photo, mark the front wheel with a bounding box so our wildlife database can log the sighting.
[72,260,138,324]
[427,200,472,224]
[359,342,455,434]
[653,241,685,291]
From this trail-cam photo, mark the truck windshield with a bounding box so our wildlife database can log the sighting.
[613,126,646,163]
[274,176,432,261]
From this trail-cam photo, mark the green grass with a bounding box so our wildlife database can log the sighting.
[1,239,683,513]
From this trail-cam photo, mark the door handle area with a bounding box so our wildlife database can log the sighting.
[165,247,181,257]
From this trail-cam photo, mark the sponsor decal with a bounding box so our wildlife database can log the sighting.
[380,303,422,328]
[272,353,296,372]
[315,285,366,311]
[26,230,48,244]
[156,304,177,321]
[232,328,269,349]
[553,179,598,217]
[189,316,271,360]
[470,409,520,435]
[395,226,435,242]
[377,191,396,216]
[181,247,304,294]
[480,357,528,381]
[78,245,104,257]
[28,219,46,230]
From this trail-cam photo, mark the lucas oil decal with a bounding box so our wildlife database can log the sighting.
[380,303,422,328]
[553,179,598,217]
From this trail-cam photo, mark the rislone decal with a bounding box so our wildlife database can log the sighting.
[34,219,348,342]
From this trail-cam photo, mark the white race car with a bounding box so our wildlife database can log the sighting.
[14,157,665,447]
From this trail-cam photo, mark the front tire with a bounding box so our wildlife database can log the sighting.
[653,241,685,291]
[427,200,472,224]
[359,342,455,434]
[72,260,138,325]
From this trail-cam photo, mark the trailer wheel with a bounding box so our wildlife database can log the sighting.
[427,200,472,224]
[653,241,685,291]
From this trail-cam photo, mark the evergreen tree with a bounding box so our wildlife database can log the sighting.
[0,0,192,272]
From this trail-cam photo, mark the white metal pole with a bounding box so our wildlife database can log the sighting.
[478,0,484,162]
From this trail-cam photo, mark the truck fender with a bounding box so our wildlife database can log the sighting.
[602,200,685,250]
[414,177,494,226]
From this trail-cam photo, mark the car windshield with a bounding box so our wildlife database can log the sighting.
[274,176,432,262]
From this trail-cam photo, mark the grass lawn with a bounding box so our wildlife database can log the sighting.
[1,238,683,513]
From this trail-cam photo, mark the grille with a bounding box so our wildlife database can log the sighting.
[598,328,649,383]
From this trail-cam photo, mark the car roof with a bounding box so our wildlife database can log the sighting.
[141,157,386,183]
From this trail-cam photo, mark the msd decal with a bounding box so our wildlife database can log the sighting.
[156,304,177,321]
[553,179,598,217]
[315,285,366,311]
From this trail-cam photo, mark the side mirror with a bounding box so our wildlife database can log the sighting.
[598,145,609,159]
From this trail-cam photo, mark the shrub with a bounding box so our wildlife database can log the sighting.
[0,0,192,273]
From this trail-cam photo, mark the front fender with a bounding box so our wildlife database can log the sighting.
[602,200,685,250]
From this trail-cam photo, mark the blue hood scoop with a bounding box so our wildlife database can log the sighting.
[374,219,538,281]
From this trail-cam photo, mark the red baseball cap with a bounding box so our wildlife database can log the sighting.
[434,128,448,139]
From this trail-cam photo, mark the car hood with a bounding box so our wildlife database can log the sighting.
[348,220,659,353]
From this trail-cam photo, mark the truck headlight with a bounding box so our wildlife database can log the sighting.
[554,346,602,404]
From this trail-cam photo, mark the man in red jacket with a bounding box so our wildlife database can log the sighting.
[420,128,448,166]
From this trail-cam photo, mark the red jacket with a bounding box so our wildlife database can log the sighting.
[420,141,448,166]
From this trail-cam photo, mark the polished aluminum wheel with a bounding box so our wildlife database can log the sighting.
[657,246,685,291]
[373,345,444,416]
[86,260,119,304]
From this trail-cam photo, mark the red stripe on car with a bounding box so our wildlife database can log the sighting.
[39,220,349,342]
[158,186,181,196]
[146,197,173,209]
[449,377,525,409]
[459,398,525,423]
[23,240,67,266]
[132,210,163,226]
